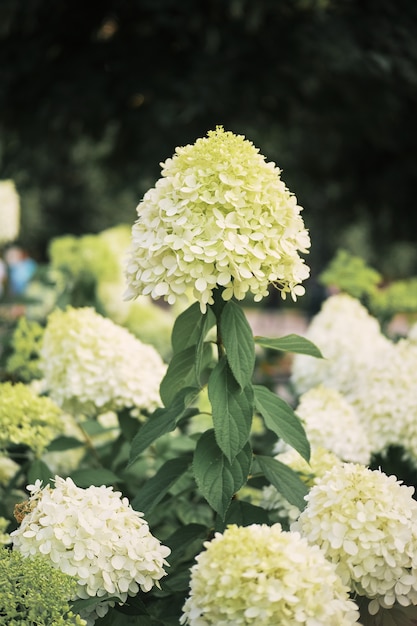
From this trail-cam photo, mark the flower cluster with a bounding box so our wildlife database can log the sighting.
[0,545,86,625]
[291,294,391,396]
[11,477,171,622]
[40,306,167,417]
[347,337,417,460]
[0,382,64,456]
[261,447,342,524]
[124,126,310,313]
[5,316,44,382]
[181,523,360,625]
[295,385,371,464]
[293,463,417,614]
[0,179,20,245]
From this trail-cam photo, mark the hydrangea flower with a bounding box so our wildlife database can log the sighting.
[293,463,417,614]
[291,294,390,396]
[40,306,167,417]
[260,447,343,524]
[181,523,360,625]
[0,179,20,245]
[0,381,64,456]
[347,337,417,460]
[0,546,86,625]
[125,126,310,313]
[11,476,171,622]
[295,385,371,464]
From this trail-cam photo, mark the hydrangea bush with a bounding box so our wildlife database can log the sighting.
[3,128,417,625]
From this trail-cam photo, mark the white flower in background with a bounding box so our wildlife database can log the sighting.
[293,463,417,614]
[11,476,171,622]
[0,180,20,245]
[181,523,360,626]
[291,294,391,396]
[125,126,310,313]
[347,337,417,460]
[40,307,167,417]
[295,385,372,464]
[260,447,343,524]
[407,319,417,343]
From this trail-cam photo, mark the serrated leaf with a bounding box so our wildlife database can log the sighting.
[129,387,199,465]
[171,301,215,353]
[193,430,252,518]
[254,455,308,510]
[208,358,254,462]
[70,468,119,488]
[220,300,255,387]
[254,333,323,358]
[131,455,192,515]
[254,385,310,462]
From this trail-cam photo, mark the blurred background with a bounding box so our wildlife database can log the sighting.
[1,0,416,296]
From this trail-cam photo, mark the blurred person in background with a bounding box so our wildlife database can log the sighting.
[4,245,37,296]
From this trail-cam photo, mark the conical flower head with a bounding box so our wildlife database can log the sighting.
[125,127,310,312]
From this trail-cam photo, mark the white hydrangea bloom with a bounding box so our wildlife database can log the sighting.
[293,463,417,614]
[40,307,167,417]
[347,337,417,459]
[260,447,343,524]
[0,180,20,245]
[11,477,171,622]
[181,523,360,625]
[125,126,310,313]
[295,385,371,464]
[291,294,391,396]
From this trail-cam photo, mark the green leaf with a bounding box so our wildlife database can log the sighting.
[208,358,254,462]
[129,387,199,465]
[160,345,199,406]
[254,334,323,358]
[117,408,140,441]
[220,300,255,387]
[254,455,309,510]
[131,455,192,515]
[171,301,215,353]
[160,343,212,407]
[216,499,271,531]
[46,435,84,452]
[254,385,310,462]
[70,468,119,488]
[27,459,54,486]
[165,523,208,562]
[193,430,252,518]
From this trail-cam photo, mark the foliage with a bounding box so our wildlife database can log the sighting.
[318,249,382,300]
